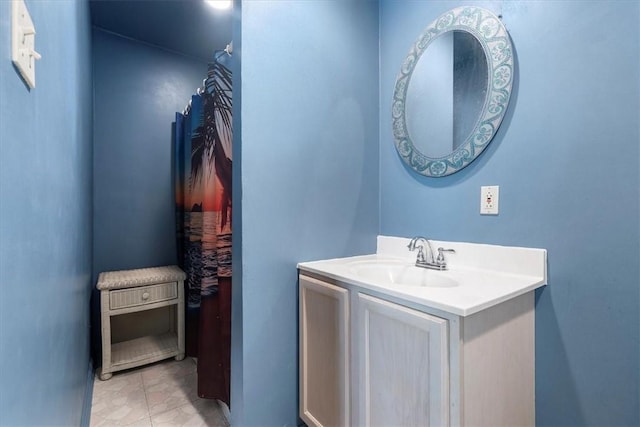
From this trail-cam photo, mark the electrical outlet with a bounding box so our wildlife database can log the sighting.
[481,186,499,215]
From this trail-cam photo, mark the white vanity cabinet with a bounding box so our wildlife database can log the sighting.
[299,275,350,427]
[357,292,449,427]
[299,272,535,427]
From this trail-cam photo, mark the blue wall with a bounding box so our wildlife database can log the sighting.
[234,1,380,424]
[92,28,209,361]
[0,0,93,424]
[380,1,639,425]
[93,28,208,277]
[230,0,245,422]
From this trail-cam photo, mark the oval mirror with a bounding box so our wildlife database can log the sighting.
[392,6,514,177]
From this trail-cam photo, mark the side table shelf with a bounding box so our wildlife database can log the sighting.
[97,266,186,381]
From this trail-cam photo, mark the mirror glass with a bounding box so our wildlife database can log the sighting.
[405,31,488,159]
[392,6,514,177]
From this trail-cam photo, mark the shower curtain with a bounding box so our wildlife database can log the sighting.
[174,50,232,404]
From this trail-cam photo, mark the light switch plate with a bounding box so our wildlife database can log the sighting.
[481,185,499,215]
[12,0,40,89]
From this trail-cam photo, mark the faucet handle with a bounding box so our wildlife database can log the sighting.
[436,247,456,265]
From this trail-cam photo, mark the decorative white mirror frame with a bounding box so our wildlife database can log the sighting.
[392,6,514,177]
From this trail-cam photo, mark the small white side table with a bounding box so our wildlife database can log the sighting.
[97,265,186,380]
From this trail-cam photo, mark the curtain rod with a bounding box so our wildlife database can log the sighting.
[182,42,232,115]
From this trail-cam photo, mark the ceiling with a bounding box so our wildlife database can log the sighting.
[89,0,233,62]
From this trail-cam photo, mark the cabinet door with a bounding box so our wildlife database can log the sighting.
[357,293,449,427]
[299,275,350,427]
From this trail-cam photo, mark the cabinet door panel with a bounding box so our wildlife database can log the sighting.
[358,293,449,427]
[299,275,349,427]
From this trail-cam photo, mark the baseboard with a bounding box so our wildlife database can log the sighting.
[80,359,95,427]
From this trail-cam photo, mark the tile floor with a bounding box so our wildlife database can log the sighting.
[90,358,230,426]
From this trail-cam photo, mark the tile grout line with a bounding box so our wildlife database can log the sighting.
[141,371,153,427]
[143,358,196,424]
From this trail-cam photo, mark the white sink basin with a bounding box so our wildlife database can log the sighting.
[346,259,459,288]
[298,236,548,316]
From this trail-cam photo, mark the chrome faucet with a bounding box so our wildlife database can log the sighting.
[407,236,455,270]
[407,236,435,264]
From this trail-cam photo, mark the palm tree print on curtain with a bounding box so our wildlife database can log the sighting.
[174,51,232,404]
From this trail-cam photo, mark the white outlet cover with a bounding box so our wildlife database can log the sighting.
[481,185,499,215]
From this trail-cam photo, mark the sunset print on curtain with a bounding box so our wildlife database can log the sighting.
[174,51,232,404]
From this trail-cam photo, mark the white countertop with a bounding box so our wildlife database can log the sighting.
[298,236,547,317]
